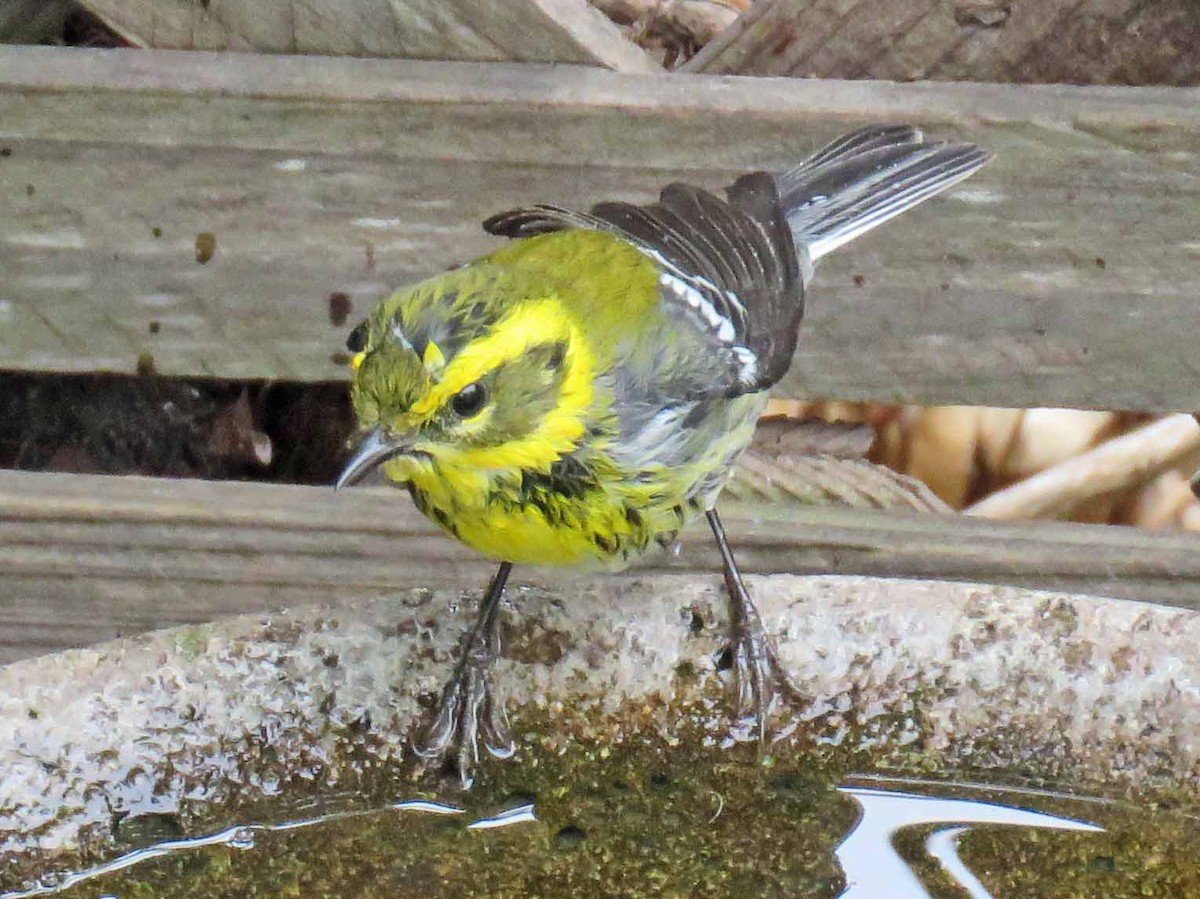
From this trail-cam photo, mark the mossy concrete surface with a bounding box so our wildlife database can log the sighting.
[2,574,1199,892]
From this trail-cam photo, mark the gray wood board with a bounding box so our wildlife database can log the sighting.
[2,47,1200,410]
[3,469,1200,663]
[76,0,660,71]
[684,0,1200,86]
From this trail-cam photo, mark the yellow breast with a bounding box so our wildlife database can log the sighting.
[397,461,684,569]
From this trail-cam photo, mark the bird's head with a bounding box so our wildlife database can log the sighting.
[338,265,594,489]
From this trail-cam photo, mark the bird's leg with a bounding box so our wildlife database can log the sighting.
[706,509,802,742]
[415,561,515,787]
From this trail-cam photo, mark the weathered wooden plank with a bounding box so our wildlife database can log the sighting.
[3,469,1200,663]
[683,0,1200,86]
[2,47,1200,409]
[76,0,660,72]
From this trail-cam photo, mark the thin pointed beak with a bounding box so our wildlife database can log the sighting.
[335,427,411,490]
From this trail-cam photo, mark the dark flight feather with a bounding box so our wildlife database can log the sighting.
[483,125,991,398]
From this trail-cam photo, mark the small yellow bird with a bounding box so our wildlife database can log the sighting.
[338,125,990,781]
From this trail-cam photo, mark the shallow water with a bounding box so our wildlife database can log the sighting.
[6,736,1197,899]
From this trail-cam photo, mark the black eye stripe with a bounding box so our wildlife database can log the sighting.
[451,381,487,417]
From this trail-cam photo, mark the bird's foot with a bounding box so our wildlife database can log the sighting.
[414,644,515,788]
[705,508,804,746]
[726,604,804,747]
[413,563,515,788]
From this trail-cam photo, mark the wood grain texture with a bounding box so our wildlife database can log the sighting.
[683,0,1200,86]
[76,0,660,71]
[3,469,1200,663]
[2,47,1199,410]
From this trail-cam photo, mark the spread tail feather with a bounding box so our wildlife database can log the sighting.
[779,125,991,272]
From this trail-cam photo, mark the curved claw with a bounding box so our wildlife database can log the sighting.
[413,679,465,760]
[481,696,515,760]
[730,625,791,746]
[414,660,513,788]
[411,563,515,786]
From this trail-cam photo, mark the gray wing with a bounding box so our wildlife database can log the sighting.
[484,125,991,400]
[483,174,805,399]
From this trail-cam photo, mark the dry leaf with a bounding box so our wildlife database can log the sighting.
[999,408,1118,481]
[967,414,1200,521]
[975,408,1024,479]
[904,406,981,507]
[208,389,273,468]
[1127,471,1199,530]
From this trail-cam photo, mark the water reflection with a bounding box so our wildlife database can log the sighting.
[0,800,533,899]
[5,781,1110,898]
[926,827,993,899]
[835,786,1104,899]
[466,803,537,830]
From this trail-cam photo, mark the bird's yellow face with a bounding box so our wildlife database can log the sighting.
[340,268,598,489]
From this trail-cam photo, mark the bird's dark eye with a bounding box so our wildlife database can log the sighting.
[346,321,369,352]
[451,382,487,417]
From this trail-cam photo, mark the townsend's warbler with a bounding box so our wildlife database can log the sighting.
[338,124,990,781]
